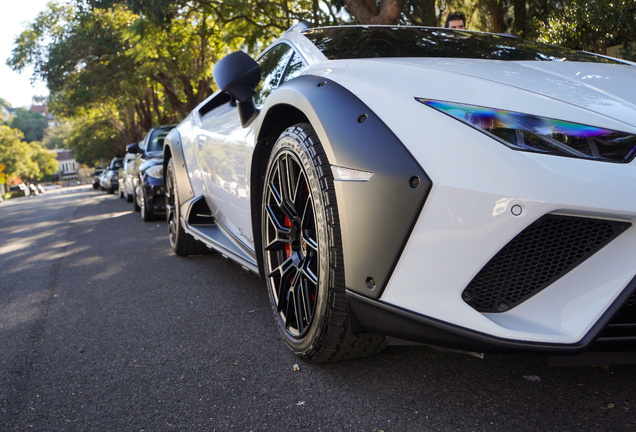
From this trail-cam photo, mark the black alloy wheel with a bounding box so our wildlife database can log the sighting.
[262,123,385,362]
[263,148,319,338]
[140,188,154,222]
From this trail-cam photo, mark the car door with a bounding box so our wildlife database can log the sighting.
[197,43,307,251]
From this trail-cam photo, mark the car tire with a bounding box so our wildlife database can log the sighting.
[165,158,210,256]
[126,188,133,203]
[133,186,141,212]
[261,123,385,362]
[118,184,124,198]
[140,189,155,222]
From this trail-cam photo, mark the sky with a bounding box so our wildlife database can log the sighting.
[0,0,57,108]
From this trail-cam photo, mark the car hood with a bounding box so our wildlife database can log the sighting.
[309,58,636,131]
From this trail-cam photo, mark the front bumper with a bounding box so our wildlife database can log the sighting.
[349,280,636,354]
[144,180,165,214]
[359,94,636,350]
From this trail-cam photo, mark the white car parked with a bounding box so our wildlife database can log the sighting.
[163,24,636,363]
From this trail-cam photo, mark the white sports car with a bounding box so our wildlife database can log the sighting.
[163,24,636,363]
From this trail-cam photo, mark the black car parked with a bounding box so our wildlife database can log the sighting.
[126,125,176,221]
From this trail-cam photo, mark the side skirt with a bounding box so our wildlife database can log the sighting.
[181,216,259,274]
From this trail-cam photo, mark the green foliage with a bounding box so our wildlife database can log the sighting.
[9,108,49,142]
[536,0,636,58]
[9,0,293,160]
[0,126,39,180]
[27,141,59,181]
[0,125,59,182]
[42,123,73,149]
[65,115,129,165]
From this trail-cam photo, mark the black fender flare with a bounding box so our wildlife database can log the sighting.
[252,75,432,299]
[163,128,196,219]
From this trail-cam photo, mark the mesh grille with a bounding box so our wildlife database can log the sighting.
[463,215,631,313]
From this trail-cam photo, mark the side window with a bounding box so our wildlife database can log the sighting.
[254,44,293,105]
[281,53,307,85]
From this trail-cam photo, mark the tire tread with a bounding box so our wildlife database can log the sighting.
[275,123,385,363]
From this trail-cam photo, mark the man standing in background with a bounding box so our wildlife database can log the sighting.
[446,12,466,29]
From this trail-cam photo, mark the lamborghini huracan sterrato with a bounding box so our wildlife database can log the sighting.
[162,24,636,363]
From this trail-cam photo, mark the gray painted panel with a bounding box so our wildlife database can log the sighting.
[264,76,432,299]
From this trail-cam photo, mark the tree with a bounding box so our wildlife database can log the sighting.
[25,141,59,182]
[0,126,39,181]
[536,0,636,59]
[8,2,276,158]
[9,108,49,143]
[42,123,73,149]
[342,0,407,24]
[65,114,131,164]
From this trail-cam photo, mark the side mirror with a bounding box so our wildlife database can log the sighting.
[126,143,141,154]
[213,51,261,127]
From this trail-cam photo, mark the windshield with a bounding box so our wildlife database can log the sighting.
[303,27,622,64]
[148,129,171,152]
[111,159,123,169]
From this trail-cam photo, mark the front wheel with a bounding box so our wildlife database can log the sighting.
[133,185,141,212]
[140,188,155,222]
[165,158,209,256]
[261,123,385,362]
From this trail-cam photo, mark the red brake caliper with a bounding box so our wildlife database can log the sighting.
[284,216,294,285]
[284,216,292,259]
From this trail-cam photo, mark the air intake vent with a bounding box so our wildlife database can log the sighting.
[463,215,631,313]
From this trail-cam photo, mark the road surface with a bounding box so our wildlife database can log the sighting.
[1,187,635,431]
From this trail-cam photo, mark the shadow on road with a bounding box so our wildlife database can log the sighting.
[0,188,634,431]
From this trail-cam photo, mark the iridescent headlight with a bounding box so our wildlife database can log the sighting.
[417,99,636,163]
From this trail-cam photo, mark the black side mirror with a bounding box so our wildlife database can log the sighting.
[213,51,261,127]
[126,143,141,154]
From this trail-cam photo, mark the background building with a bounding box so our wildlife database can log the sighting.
[54,149,78,181]
[30,103,57,127]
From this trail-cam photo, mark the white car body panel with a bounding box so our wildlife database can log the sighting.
[197,103,255,247]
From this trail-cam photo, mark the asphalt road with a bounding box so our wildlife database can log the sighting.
[1,186,635,432]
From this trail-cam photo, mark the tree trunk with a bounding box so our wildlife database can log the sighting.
[344,0,408,25]
[408,0,437,26]
[483,0,506,33]
[513,0,527,38]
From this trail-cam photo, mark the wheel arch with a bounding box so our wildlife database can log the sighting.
[163,128,195,214]
[250,75,432,299]
[250,103,310,281]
